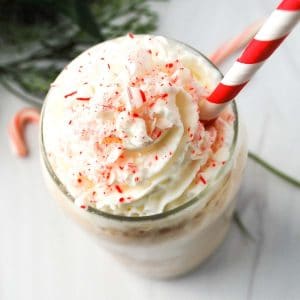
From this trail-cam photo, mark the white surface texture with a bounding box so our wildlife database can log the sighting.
[0,0,300,299]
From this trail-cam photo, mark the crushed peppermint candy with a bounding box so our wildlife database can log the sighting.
[43,34,235,216]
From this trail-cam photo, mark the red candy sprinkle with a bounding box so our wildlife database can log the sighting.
[165,63,173,68]
[115,185,123,193]
[76,97,91,101]
[119,197,125,203]
[64,91,77,98]
[151,127,162,139]
[155,130,162,138]
[199,175,207,185]
[128,33,134,39]
[80,205,86,209]
[155,155,158,160]
[139,89,146,102]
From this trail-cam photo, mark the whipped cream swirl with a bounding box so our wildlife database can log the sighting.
[43,34,235,216]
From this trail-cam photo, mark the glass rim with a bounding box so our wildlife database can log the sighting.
[40,35,239,222]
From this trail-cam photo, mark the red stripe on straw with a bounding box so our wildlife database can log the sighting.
[237,36,287,64]
[277,0,300,10]
[207,82,248,104]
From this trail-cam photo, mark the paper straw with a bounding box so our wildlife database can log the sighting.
[201,0,300,121]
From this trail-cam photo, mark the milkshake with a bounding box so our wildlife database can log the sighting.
[40,34,247,278]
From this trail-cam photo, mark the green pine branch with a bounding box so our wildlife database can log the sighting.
[248,152,300,188]
[0,0,162,103]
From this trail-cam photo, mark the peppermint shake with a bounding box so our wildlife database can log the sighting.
[40,34,247,278]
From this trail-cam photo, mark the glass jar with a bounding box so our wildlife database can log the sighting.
[40,38,248,278]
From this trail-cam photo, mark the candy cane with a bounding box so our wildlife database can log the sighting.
[209,19,265,66]
[8,108,40,157]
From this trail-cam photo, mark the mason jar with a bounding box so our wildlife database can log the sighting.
[40,37,248,278]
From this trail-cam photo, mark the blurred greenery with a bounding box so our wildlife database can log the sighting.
[0,0,161,105]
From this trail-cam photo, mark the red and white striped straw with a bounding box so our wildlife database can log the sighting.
[201,0,300,121]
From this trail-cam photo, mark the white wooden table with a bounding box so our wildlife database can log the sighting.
[1,0,299,299]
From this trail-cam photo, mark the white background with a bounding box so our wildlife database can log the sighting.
[1,0,300,299]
